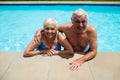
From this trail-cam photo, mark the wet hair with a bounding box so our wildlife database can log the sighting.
[72,8,88,20]
[43,18,58,28]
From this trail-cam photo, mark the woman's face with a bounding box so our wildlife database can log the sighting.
[44,24,57,38]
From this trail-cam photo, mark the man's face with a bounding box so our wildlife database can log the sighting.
[72,14,87,32]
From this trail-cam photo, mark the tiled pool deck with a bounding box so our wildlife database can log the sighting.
[0,52,120,80]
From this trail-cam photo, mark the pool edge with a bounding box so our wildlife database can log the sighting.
[0,1,120,5]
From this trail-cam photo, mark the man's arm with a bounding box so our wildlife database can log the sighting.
[34,23,70,43]
[58,24,65,32]
[33,29,44,44]
[58,22,71,32]
[70,26,97,71]
[80,27,97,62]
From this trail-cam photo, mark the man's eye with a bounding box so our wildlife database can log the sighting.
[75,20,86,23]
[82,21,86,23]
[75,21,80,23]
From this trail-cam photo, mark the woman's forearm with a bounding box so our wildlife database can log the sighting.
[23,50,44,57]
[58,49,74,55]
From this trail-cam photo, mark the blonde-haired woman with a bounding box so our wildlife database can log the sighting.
[24,18,73,57]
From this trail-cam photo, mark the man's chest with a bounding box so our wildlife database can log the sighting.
[66,32,89,46]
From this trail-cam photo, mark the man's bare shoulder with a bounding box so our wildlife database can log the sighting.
[87,24,97,39]
[59,22,72,32]
[60,22,72,27]
[87,24,97,33]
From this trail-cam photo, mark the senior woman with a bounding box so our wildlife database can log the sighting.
[23,18,73,57]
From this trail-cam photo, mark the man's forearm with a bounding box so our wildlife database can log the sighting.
[79,50,97,63]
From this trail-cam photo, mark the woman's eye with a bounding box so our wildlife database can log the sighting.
[45,28,55,31]
[45,28,49,30]
[51,28,55,30]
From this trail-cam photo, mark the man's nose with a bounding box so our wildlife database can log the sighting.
[79,22,83,27]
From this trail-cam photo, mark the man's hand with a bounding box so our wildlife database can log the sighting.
[69,58,84,71]
[33,30,41,44]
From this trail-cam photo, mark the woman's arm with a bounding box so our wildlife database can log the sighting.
[23,39,43,57]
[24,31,46,57]
[42,32,73,56]
[57,32,74,54]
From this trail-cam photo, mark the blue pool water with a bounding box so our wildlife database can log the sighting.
[0,4,120,52]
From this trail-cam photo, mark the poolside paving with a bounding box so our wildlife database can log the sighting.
[0,52,120,80]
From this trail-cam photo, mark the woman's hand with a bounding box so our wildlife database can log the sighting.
[42,49,59,56]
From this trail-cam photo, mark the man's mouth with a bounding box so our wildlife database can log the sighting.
[77,26,83,30]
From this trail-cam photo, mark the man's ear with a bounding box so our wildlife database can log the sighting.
[71,18,73,23]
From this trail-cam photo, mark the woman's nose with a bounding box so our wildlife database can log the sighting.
[48,29,52,33]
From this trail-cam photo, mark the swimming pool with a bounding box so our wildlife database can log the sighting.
[0,4,120,52]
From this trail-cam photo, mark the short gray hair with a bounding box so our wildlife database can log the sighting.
[43,18,58,27]
[72,8,88,19]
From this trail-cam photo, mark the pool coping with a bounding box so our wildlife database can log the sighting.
[0,1,120,5]
[0,52,120,80]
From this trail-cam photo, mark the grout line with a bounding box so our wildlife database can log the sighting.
[87,61,95,80]
[45,57,54,80]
